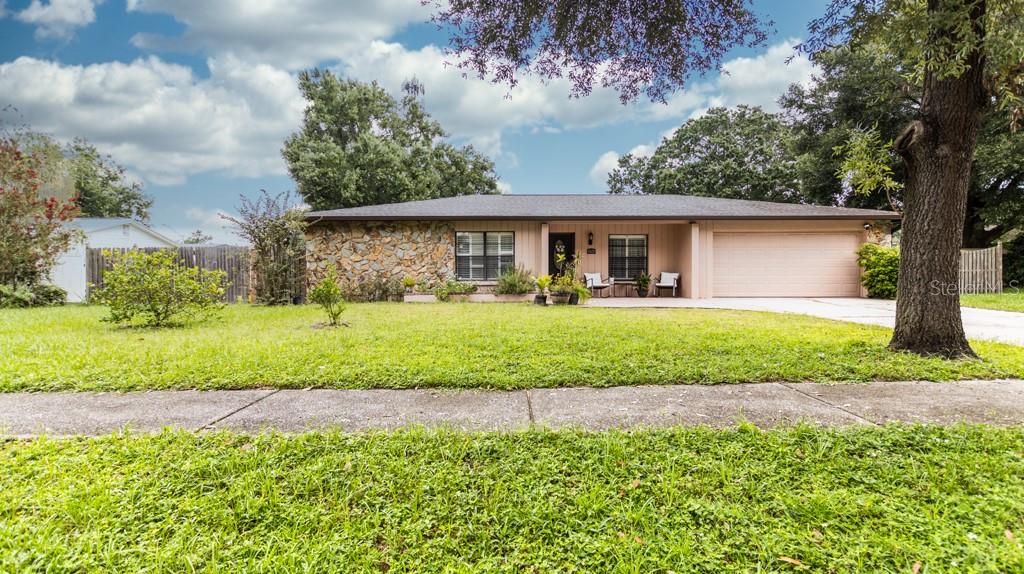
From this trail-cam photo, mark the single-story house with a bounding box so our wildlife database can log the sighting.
[51,218,180,302]
[304,194,900,298]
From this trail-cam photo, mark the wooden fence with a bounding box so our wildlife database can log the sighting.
[86,245,305,303]
[960,243,1003,294]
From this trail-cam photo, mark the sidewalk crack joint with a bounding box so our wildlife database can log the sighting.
[201,390,281,431]
[780,383,879,426]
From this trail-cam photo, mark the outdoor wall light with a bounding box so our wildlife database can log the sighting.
[863,223,872,230]
[588,232,594,245]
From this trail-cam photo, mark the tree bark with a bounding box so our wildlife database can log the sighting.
[889,0,986,359]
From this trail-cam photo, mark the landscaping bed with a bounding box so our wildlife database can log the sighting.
[2,305,1023,392]
[1,425,1022,572]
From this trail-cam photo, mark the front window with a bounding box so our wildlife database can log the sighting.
[456,231,514,281]
[608,235,647,281]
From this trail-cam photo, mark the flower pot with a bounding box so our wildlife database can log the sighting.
[636,288,649,298]
[534,294,548,305]
[568,292,579,305]
[549,293,571,305]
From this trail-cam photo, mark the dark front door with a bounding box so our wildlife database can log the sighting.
[549,232,576,276]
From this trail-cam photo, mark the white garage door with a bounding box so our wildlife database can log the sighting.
[713,232,862,297]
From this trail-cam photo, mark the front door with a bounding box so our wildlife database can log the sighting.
[549,233,576,276]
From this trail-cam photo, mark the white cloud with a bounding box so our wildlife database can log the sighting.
[126,0,430,70]
[15,0,101,39]
[0,55,304,185]
[589,151,620,187]
[496,180,512,194]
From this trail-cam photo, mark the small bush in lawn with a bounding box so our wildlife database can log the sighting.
[857,243,899,299]
[434,280,477,302]
[92,249,226,327]
[495,265,535,295]
[310,269,346,326]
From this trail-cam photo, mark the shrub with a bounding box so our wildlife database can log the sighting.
[31,284,66,306]
[857,243,900,299]
[1004,236,1024,289]
[309,269,346,326]
[535,274,552,293]
[221,191,307,305]
[92,249,226,327]
[495,265,534,295]
[341,277,405,302]
[0,284,34,308]
[0,283,66,308]
[434,280,478,302]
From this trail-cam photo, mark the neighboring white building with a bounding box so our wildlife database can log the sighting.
[52,218,179,302]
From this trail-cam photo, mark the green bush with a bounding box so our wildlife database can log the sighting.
[495,265,534,295]
[433,280,478,302]
[92,249,226,327]
[31,284,67,306]
[310,269,346,326]
[1004,236,1024,289]
[340,277,405,302]
[0,284,34,308]
[0,283,66,308]
[856,243,899,299]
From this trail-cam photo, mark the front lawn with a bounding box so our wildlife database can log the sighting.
[2,426,1023,572]
[2,304,1023,392]
[962,291,1024,313]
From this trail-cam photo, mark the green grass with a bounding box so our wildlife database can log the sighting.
[2,426,1023,572]
[2,304,1023,392]
[962,291,1024,313]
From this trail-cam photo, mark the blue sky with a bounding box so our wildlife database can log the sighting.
[0,0,829,243]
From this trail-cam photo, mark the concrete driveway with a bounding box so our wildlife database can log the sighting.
[587,297,1024,346]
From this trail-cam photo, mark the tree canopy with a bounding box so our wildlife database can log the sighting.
[282,71,498,211]
[607,106,802,203]
[68,139,152,221]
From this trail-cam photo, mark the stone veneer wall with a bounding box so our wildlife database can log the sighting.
[866,220,895,247]
[306,221,456,286]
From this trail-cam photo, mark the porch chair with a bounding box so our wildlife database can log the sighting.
[655,272,680,297]
[584,273,613,298]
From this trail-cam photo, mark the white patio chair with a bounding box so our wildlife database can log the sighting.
[584,273,613,298]
[655,272,679,297]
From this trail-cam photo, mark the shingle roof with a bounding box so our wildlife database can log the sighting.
[306,194,901,221]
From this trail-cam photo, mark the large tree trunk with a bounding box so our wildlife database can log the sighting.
[889,0,986,359]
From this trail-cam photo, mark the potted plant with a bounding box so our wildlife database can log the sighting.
[402,276,416,294]
[535,274,551,305]
[549,273,575,304]
[634,271,651,297]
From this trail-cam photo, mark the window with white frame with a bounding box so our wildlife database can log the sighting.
[608,235,648,281]
[455,231,514,281]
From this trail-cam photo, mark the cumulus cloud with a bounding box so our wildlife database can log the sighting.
[588,144,655,189]
[14,0,101,39]
[0,55,303,185]
[126,0,431,70]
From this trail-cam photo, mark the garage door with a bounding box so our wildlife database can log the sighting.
[713,232,862,297]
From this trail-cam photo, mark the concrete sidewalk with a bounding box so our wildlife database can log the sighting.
[2,380,1023,437]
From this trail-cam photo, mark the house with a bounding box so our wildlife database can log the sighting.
[51,218,180,302]
[304,194,900,298]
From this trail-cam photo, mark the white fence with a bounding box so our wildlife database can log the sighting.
[960,244,1003,294]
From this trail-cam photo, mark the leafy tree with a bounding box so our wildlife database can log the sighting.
[607,106,803,202]
[183,230,213,245]
[221,191,307,305]
[282,71,498,210]
[428,0,1024,358]
[780,46,1024,247]
[802,0,1024,357]
[0,136,80,287]
[68,139,152,221]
